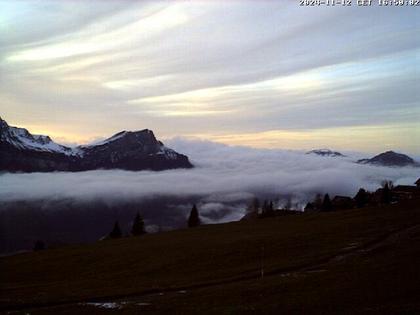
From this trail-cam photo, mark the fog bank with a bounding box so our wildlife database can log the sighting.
[1,138,418,209]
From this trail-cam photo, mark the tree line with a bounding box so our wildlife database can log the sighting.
[107,204,201,240]
[32,181,399,250]
[34,204,202,250]
[245,181,396,219]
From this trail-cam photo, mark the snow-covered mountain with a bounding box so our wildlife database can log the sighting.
[0,118,76,156]
[0,117,193,172]
[306,149,345,157]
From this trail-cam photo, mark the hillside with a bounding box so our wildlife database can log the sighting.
[1,198,420,314]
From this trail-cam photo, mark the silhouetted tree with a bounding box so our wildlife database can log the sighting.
[322,194,333,211]
[131,212,146,236]
[314,193,323,210]
[262,200,268,210]
[354,188,368,208]
[304,202,314,211]
[260,200,268,217]
[188,204,200,227]
[33,240,45,251]
[247,197,260,214]
[381,180,394,190]
[261,200,275,217]
[109,220,122,239]
[284,198,292,210]
[381,183,392,204]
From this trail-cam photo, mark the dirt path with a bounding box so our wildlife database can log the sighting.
[3,224,419,313]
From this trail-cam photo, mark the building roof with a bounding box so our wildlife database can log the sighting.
[416,178,420,185]
[393,185,418,193]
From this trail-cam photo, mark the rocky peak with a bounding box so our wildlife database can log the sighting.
[0,117,193,172]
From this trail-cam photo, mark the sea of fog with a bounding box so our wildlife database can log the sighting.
[0,138,418,253]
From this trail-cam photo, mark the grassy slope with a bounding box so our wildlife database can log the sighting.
[1,198,420,314]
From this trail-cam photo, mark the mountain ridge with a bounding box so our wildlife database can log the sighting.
[0,117,193,172]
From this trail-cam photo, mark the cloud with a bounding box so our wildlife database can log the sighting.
[0,139,417,215]
[0,2,418,153]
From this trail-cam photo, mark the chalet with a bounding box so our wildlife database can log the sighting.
[393,185,418,194]
[332,196,355,210]
[392,185,418,200]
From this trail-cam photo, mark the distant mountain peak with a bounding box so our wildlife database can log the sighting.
[357,151,418,167]
[306,149,345,157]
[0,119,74,156]
[0,118,193,172]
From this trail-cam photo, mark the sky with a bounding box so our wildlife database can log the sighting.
[0,0,419,154]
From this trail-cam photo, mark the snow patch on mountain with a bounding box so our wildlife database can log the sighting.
[157,146,179,160]
[1,122,77,156]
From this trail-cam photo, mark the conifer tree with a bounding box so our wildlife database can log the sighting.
[284,198,292,210]
[314,193,323,210]
[131,212,146,236]
[261,200,275,217]
[304,202,314,211]
[188,204,200,227]
[262,200,268,210]
[322,194,333,211]
[260,200,268,217]
[109,220,122,239]
[354,188,368,208]
[247,197,260,214]
[381,183,392,204]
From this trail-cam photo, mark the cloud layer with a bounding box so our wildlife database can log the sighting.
[1,139,418,216]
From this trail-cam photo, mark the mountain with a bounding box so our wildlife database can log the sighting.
[0,117,193,172]
[357,151,418,167]
[306,149,345,157]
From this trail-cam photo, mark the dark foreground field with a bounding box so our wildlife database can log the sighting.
[2,198,420,314]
